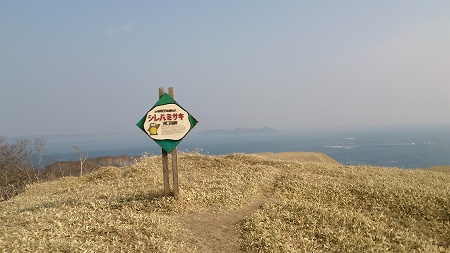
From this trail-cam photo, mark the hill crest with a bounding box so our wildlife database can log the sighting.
[1,152,449,252]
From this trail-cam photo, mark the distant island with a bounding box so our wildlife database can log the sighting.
[197,127,278,135]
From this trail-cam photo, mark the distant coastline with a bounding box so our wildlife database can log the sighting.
[197,127,278,135]
[13,124,450,169]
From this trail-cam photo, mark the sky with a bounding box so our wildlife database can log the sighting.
[1,1,450,137]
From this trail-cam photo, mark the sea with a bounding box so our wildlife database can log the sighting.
[37,124,450,169]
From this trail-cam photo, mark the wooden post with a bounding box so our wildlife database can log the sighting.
[159,87,171,197]
[168,87,179,198]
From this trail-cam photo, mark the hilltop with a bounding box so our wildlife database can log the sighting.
[1,152,449,252]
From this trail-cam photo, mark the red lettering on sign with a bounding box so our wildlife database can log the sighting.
[147,114,157,121]
[158,114,166,121]
[148,113,185,122]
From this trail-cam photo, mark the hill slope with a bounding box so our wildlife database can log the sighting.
[1,153,449,252]
[258,151,339,164]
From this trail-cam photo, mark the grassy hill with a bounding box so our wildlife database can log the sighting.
[1,152,449,252]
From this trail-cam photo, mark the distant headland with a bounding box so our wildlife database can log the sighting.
[197,127,278,135]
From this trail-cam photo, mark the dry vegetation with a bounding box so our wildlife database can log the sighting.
[424,166,450,174]
[0,152,449,252]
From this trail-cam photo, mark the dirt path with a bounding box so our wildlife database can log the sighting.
[178,197,269,252]
[176,152,332,252]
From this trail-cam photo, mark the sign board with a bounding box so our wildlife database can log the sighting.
[137,93,197,153]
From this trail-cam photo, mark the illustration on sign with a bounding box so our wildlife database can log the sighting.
[148,123,160,135]
[137,93,197,153]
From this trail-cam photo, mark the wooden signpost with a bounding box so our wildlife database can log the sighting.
[137,87,197,197]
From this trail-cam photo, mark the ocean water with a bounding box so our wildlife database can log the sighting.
[42,124,450,169]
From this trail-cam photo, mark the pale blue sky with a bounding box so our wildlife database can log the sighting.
[2,1,450,137]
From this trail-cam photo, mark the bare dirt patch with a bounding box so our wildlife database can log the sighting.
[178,196,270,252]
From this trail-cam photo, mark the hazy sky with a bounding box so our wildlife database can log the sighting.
[2,1,450,137]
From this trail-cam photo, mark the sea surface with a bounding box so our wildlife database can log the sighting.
[39,124,450,169]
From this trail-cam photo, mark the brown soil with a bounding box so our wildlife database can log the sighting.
[178,197,269,252]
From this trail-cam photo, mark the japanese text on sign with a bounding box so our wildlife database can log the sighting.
[147,112,185,122]
[143,104,191,141]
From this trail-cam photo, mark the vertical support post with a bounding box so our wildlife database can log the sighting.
[159,87,171,197]
[168,87,179,198]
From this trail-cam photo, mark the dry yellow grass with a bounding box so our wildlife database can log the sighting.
[0,152,449,252]
[423,166,450,174]
[258,152,340,164]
